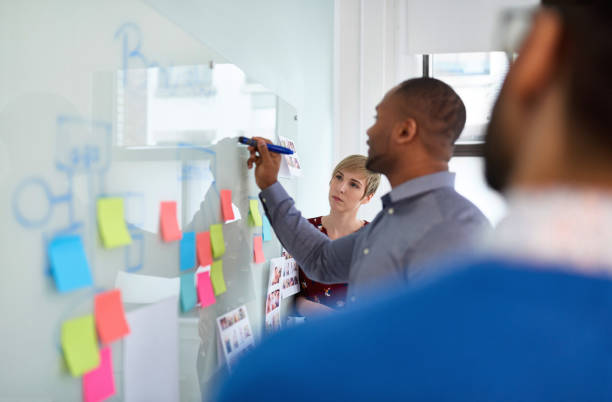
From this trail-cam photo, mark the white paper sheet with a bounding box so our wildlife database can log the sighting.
[115,271,180,304]
[281,256,300,298]
[216,305,255,371]
[265,258,283,333]
[278,136,302,178]
[224,202,241,224]
[124,296,179,402]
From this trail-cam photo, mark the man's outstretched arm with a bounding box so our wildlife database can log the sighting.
[247,137,356,283]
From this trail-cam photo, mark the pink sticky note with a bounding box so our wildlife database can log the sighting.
[83,347,115,402]
[253,235,265,264]
[160,201,182,242]
[197,271,216,308]
[94,289,130,344]
[196,232,213,267]
[220,190,235,222]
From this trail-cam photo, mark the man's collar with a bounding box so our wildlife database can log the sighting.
[381,171,456,208]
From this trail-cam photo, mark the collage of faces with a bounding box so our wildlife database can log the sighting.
[216,305,255,370]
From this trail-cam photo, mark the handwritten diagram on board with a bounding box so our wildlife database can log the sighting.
[1,7,298,400]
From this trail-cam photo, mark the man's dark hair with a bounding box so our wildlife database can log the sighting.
[542,1,612,151]
[393,77,467,148]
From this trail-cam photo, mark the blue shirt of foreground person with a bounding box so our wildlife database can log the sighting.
[215,261,612,401]
[215,2,612,400]
[247,78,489,305]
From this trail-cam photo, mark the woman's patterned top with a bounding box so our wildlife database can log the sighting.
[297,216,368,310]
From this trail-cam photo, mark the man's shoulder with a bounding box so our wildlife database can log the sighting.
[430,186,490,226]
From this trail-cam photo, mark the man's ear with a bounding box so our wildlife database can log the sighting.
[392,117,418,145]
[508,9,564,103]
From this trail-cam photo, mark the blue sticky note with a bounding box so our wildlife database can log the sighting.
[262,215,272,242]
[180,232,196,271]
[49,236,93,292]
[180,272,197,312]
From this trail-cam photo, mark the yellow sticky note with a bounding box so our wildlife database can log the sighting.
[61,315,100,377]
[97,197,132,248]
[249,199,263,227]
[210,224,225,259]
[210,260,227,295]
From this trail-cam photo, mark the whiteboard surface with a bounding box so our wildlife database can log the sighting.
[0,1,298,400]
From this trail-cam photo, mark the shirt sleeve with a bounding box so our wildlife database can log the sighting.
[259,182,356,284]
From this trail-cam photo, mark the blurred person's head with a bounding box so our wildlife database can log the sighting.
[366,77,466,187]
[329,155,380,214]
[485,1,612,192]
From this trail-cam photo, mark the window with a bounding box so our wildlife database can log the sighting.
[424,52,510,225]
[117,64,277,148]
[429,52,510,144]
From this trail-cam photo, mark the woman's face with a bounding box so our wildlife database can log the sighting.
[328,169,371,213]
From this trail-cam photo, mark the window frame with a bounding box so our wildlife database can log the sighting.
[423,53,509,157]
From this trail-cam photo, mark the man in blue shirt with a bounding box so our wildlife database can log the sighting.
[249,78,489,304]
[216,1,612,400]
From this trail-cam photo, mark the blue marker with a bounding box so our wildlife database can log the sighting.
[238,136,294,155]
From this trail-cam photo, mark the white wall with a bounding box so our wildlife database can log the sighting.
[334,0,416,163]
[404,0,539,54]
[145,0,335,219]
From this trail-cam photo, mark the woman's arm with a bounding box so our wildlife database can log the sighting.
[295,296,334,318]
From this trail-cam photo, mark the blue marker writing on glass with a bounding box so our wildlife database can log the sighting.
[238,136,294,155]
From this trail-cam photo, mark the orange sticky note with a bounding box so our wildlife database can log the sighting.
[83,347,116,402]
[197,271,216,308]
[160,201,182,242]
[196,232,213,267]
[220,189,235,222]
[253,235,265,264]
[94,289,130,344]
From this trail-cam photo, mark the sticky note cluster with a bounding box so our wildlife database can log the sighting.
[210,224,225,259]
[62,288,129,401]
[210,260,226,295]
[197,271,216,308]
[83,347,115,402]
[180,273,197,312]
[94,289,130,344]
[220,189,235,222]
[262,215,273,242]
[49,235,93,293]
[253,235,265,264]
[180,232,196,271]
[196,232,213,267]
[248,199,263,227]
[61,315,100,377]
[160,201,182,242]
[97,197,132,249]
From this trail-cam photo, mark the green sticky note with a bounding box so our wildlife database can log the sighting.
[97,197,132,249]
[210,260,227,295]
[249,199,263,227]
[210,224,225,259]
[61,315,100,377]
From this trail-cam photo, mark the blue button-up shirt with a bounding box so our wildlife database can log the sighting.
[260,171,490,303]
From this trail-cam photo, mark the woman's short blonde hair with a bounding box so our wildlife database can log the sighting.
[331,155,381,198]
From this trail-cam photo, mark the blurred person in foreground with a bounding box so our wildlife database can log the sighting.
[214,1,612,401]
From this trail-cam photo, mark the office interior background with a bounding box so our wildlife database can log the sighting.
[0,0,538,400]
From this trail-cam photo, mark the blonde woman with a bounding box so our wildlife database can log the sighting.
[296,155,380,318]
